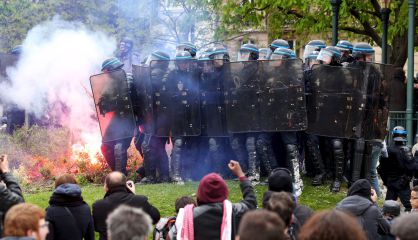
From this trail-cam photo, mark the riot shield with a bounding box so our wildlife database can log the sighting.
[198,60,228,137]
[259,59,307,131]
[132,65,153,133]
[0,53,18,82]
[149,60,201,137]
[307,64,358,138]
[90,69,136,142]
[307,63,392,141]
[224,61,261,133]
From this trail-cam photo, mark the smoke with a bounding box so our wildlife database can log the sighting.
[0,16,116,143]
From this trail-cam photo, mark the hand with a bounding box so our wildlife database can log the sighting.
[126,180,136,194]
[371,188,378,203]
[0,155,10,174]
[228,160,245,178]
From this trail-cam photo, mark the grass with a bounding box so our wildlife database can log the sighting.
[24,178,349,217]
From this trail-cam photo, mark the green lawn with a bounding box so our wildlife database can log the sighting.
[24,179,349,217]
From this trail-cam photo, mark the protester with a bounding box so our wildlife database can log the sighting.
[262,168,313,237]
[391,213,418,240]
[410,185,418,212]
[106,205,152,240]
[336,179,390,240]
[1,203,49,240]
[381,200,401,240]
[45,174,94,240]
[298,210,367,240]
[265,192,295,240]
[92,171,160,240]
[172,160,257,239]
[0,154,24,237]
[236,209,287,240]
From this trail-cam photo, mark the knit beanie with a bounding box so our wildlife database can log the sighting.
[197,173,229,204]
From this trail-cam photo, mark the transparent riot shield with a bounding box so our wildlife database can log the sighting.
[306,64,358,138]
[90,69,136,142]
[132,65,153,133]
[0,53,18,81]
[149,60,201,137]
[224,61,261,133]
[259,59,307,131]
[198,60,228,137]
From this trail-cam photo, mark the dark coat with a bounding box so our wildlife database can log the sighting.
[92,186,160,240]
[45,184,94,240]
[191,178,257,240]
[0,173,24,236]
[336,180,390,240]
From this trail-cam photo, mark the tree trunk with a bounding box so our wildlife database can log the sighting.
[390,32,408,67]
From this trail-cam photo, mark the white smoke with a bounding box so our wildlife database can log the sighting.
[0,17,116,143]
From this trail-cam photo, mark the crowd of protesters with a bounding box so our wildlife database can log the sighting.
[1,153,418,240]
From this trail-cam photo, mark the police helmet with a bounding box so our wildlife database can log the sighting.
[259,48,270,60]
[176,42,197,58]
[175,51,193,60]
[271,48,296,60]
[392,126,407,142]
[101,57,124,72]
[269,39,290,51]
[145,51,170,66]
[303,40,326,61]
[9,45,22,55]
[238,43,259,61]
[317,46,341,65]
[206,46,230,62]
[382,200,401,217]
[352,42,375,62]
[336,40,354,53]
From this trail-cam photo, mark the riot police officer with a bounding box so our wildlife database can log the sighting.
[99,57,134,176]
[176,42,197,59]
[259,48,270,60]
[267,39,290,59]
[316,46,347,192]
[139,51,171,184]
[336,40,354,64]
[379,126,418,211]
[302,40,326,64]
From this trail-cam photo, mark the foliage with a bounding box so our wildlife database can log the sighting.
[211,0,418,66]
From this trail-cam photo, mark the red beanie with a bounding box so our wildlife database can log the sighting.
[197,173,229,204]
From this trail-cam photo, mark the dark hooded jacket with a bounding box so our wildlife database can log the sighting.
[336,179,390,240]
[0,172,24,237]
[45,184,94,240]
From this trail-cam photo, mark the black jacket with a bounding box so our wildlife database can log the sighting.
[176,178,257,240]
[45,184,94,240]
[336,180,390,240]
[92,186,160,240]
[0,173,24,236]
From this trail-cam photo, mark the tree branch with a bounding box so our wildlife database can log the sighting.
[339,26,369,35]
[348,7,382,46]
[370,0,382,16]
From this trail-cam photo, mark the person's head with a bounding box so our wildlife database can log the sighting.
[392,126,408,145]
[266,192,295,227]
[207,46,230,67]
[303,40,326,61]
[4,203,49,240]
[175,51,194,72]
[55,173,77,188]
[106,205,152,240]
[176,42,197,58]
[336,40,353,55]
[119,38,133,54]
[352,42,375,62]
[269,39,290,52]
[347,179,373,202]
[236,209,286,240]
[391,213,418,240]
[382,200,401,219]
[101,57,124,72]
[410,185,418,210]
[317,46,341,66]
[268,168,293,193]
[104,171,127,192]
[238,43,259,61]
[145,51,170,67]
[175,196,196,213]
[259,48,270,60]
[270,48,296,67]
[298,210,367,240]
[197,173,228,205]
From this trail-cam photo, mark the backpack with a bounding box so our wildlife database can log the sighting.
[153,216,177,240]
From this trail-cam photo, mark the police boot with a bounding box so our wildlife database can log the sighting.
[139,138,157,184]
[114,142,128,176]
[170,138,184,185]
[330,139,344,193]
[286,144,303,196]
[351,139,365,183]
[246,136,260,183]
[307,138,325,186]
[256,136,274,177]
[231,136,248,173]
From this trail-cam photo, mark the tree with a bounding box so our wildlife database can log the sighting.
[210,0,417,67]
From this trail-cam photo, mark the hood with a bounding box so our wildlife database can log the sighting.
[336,195,373,216]
[347,179,372,202]
[54,183,81,197]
